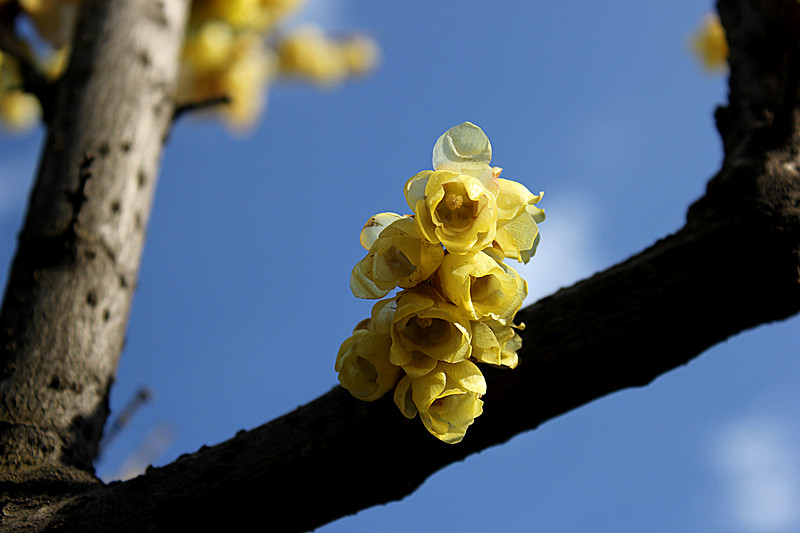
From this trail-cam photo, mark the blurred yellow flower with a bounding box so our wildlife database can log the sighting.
[177,32,276,130]
[336,326,400,402]
[183,21,236,75]
[340,35,380,75]
[393,360,486,444]
[277,25,379,87]
[277,25,349,86]
[0,90,41,131]
[435,250,527,323]
[351,216,445,299]
[692,13,728,72]
[389,286,472,367]
[405,170,498,254]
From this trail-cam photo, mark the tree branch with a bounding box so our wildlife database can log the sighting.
[2,0,800,532]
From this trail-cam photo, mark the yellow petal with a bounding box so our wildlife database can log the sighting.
[496,179,541,221]
[393,375,418,419]
[432,122,492,175]
[404,171,432,213]
[350,260,391,299]
[402,351,438,379]
[370,297,397,335]
[410,368,447,412]
[359,212,404,250]
[442,360,487,395]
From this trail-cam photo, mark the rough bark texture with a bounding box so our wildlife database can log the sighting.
[1,0,799,532]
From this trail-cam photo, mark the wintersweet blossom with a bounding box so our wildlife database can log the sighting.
[177,32,276,129]
[351,216,445,299]
[470,319,523,369]
[336,324,400,402]
[435,250,527,323]
[393,360,486,444]
[405,170,498,254]
[277,25,349,86]
[340,35,380,76]
[0,90,41,131]
[183,21,236,75]
[494,179,545,263]
[0,53,39,130]
[389,286,472,367]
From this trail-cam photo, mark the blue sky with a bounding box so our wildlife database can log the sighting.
[1,1,799,532]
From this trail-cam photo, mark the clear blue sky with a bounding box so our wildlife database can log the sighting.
[1,2,798,532]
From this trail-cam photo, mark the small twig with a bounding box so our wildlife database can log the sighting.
[97,386,154,457]
[172,94,232,122]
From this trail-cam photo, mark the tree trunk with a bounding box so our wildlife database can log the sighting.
[1,0,798,532]
[0,0,189,525]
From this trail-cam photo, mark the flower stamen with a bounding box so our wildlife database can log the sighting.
[445,193,464,211]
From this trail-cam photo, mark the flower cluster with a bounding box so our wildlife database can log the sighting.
[177,0,379,130]
[337,122,544,443]
[0,0,378,132]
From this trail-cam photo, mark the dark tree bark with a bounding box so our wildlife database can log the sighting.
[1,0,799,532]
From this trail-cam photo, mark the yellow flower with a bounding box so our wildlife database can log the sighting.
[393,360,486,444]
[177,32,276,130]
[470,319,523,369]
[340,35,380,75]
[405,170,498,254]
[493,178,545,263]
[692,13,728,72]
[351,216,445,299]
[183,21,236,75]
[389,286,472,367]
[0,91,41,132]
[336,323,400,402]
[435,250,527,323]
[277,25,349,86]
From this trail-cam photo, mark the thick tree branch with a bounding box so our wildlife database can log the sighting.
[2,0,800,532]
